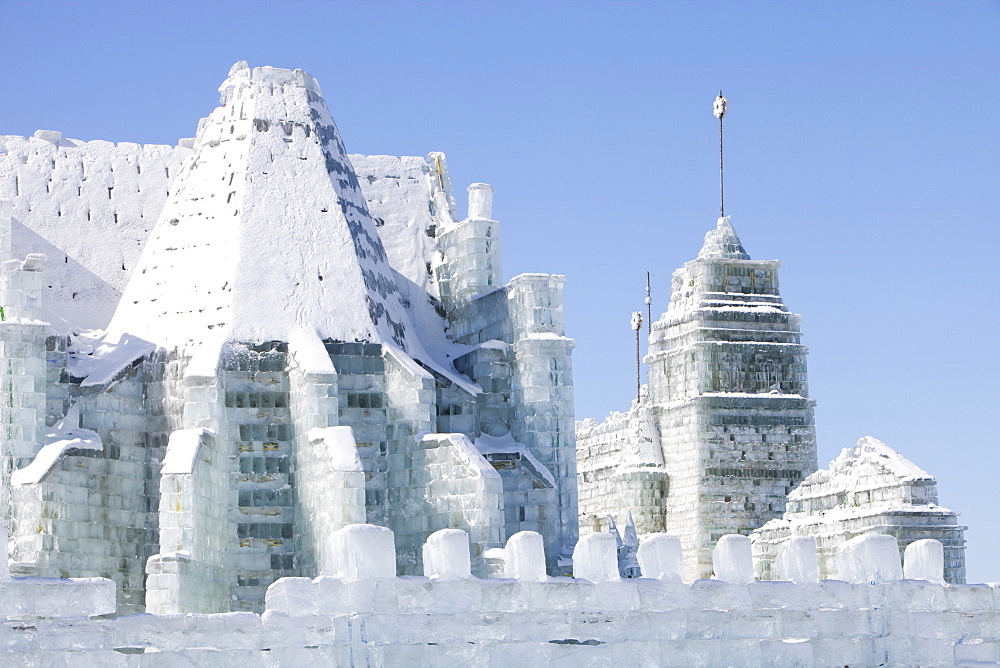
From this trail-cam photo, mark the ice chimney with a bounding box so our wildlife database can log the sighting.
[467,183,495,220]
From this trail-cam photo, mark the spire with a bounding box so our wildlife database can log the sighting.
[714,91,727,218]
[696,92,749,261]
[623,512,638,549]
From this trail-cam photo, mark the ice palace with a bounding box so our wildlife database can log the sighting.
[0,63,992,665]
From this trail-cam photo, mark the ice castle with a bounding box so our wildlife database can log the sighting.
[0,64,986,664]
[0,61,577,614]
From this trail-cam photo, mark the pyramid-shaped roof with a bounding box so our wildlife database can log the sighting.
[696,216,750,260]
[790,436,934,502]
[105,62,417,352]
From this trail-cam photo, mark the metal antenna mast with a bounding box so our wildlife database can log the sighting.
[631,311,643,402]
[714,91,727,218]
[644,272,652,335]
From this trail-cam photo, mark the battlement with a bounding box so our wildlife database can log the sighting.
[0,524,997,664]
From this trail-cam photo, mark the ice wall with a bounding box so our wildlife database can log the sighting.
[0,132,189,330]
[3,527,996,665]
[576,397,668,537]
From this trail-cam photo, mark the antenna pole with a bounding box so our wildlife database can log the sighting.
[645,272,652,335]
[714,91,728,218]
[631,311,643,402]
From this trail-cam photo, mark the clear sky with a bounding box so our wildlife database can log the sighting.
[2,0,998,582]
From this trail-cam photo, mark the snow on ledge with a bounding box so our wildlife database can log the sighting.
[70,333,156,388]
[422,433,500,480]
[161,428,215,475]
[12,405,102,485]
[307,427,362,472]
[476,433,556,487]
[288,327,336,376]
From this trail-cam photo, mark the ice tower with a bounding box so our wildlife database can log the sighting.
[644,216,818,580]
[577,93,818,579]
[0,62,578,613]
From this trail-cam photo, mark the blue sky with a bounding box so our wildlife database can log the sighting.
[2,0,998,582]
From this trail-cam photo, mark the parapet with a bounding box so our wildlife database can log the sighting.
[0,524,997,664]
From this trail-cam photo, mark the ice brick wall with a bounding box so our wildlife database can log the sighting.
[576,401,669,537]
[480,444,560,547]
[147,429,232,614]
[324,342,389,526]
[753,436,967,584]
[7,578,1000,665]
[10,367,153,615]
[288,336,366,578]
[0,132,190,330]
[0,247,49,510]
[388,433,504,577]
[506,274,578,571]
[223,342,297,613]
[645,218,817,580]
[442,271,578,572]
[0,320,47,517]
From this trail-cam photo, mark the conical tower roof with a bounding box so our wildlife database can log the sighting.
[105,62,416,352]
[696,216,750,260]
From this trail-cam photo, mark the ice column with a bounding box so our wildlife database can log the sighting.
[467,183,495,220]
[573,532,620,582]
[0,200,11,261]
[903,538,945,584]
[636,533,684,581]
[0,523,9,579]
[326,524,396,580]
[423,529,472,580]
[1,253,46,322]
[504,531,547,581]
[775,536,820,584]
[836,534,903,584]
[713,534,754,585]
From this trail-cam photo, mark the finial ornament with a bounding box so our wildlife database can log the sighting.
[714,91,727,119]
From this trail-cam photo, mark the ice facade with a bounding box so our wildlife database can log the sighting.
[0,524,998,665]
[752,436,967,584]
[0,62,577,614]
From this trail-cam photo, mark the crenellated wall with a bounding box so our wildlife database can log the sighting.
[0,526,997,666]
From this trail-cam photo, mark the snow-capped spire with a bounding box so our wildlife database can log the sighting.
[696,216,750,260]
[623,512,638,549]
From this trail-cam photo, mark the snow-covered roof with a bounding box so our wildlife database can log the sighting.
[103,62,422,354]
[788,436,934,507]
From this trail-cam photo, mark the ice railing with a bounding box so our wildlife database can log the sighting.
[265,524,957,618]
